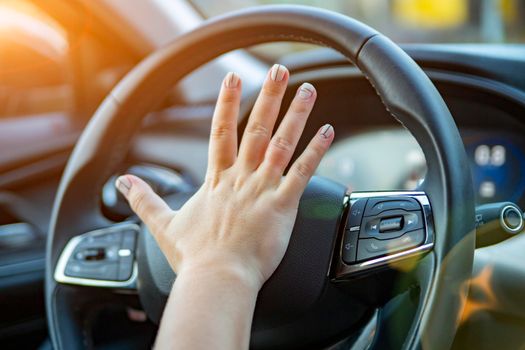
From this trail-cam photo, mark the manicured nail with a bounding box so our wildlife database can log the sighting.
[224,72,239,88]
[270,64,286,82]
[297,82,315,99]
[115,175,132,198]
[319,124,334,139]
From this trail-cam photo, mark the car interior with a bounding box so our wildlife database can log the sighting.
[1,0,524,349]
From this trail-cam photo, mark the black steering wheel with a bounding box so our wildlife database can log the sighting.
[46,5,475,349]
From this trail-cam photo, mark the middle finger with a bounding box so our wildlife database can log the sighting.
[237,64,289,170]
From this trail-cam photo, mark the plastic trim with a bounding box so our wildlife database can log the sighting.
[500,204,524,234]
[54,223,138,289]
[334,191,435,279]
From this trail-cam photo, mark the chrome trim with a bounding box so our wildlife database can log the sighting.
[500,204,524,234]
[54,223,139,289]
[334,191,435,280]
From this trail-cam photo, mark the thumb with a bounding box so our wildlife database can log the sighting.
[115,174,174,236]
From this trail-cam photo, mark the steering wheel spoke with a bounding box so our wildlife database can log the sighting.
[334,191,435,280]
[54,222,139,290]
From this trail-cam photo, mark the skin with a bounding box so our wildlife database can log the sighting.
[115,64,334,349]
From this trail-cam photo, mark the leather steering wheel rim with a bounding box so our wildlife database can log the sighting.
[46,5,475,349]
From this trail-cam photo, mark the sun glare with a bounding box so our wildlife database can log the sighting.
[0,3,67,57]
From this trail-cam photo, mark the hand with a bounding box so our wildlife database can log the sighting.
[116,64,334,291]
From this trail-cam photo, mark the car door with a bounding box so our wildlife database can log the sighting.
[0,3,77,348]
[0,1,140,348]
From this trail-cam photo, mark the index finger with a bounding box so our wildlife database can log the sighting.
[207,72,242,176]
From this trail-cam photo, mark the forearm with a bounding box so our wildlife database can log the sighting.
[154,265,259,350]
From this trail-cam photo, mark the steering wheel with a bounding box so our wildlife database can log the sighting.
[46,5,475,349]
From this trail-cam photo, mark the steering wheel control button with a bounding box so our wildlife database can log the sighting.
[87,231,122,245]
[55,223,140,288]
[122,230,137,250]
[379,216,403,232]
[357,229,425,261]
[347,198,367,229]
[364,219,380,235]
[75,247,106,261]
[404,212,421,231]
[342,230,359,264]
[364,197,421,217]
[117,256,134,281]
[359,209,424,240]
[342,197,427,265]
[336,193,433,278]
[65,261,118,280]
[118,248,132,257]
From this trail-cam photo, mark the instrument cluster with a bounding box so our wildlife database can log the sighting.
[316,128,525,207]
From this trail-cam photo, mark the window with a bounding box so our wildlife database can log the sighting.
[0,1,72,119]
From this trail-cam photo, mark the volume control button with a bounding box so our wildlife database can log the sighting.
[347,198,367,229]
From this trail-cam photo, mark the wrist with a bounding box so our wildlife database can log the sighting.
[157,258,260,350]
[176,260,263,295]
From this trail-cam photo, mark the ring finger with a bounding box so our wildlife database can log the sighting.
[259,82,317,182]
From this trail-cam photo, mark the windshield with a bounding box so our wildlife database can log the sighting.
[191,0,525,44]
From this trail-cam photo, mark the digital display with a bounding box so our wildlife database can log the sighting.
[474,144,505,198]
[465,133,525,205]
[474,145,506,167]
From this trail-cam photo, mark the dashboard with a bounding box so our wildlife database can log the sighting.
[127,46,525,214]
[316,128,525,206]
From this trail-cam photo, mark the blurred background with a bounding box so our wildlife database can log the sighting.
[0,0,524,121]
[192,0,525,59]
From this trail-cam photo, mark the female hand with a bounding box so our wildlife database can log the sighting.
[115,64,334,291]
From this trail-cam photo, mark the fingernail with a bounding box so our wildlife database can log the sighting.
[319,124,334,139]
[270,64,286,82]
[224,72,239,88]
[115,175,132,197]
[297,82,315,99]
